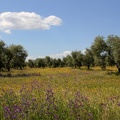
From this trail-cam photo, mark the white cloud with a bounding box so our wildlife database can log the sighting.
[81,49,86,54]
[44,16,62,25]
[0,12,62,34]
[4,30,11,34]
[49,51,71,59]
[26,56,36,61]
[26,51,71,61]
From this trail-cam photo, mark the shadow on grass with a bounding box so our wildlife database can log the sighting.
[0,72,41,77]
[107,71,120,76]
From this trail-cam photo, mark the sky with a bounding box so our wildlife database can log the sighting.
[0,0,120,60]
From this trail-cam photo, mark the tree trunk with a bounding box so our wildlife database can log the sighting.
[116,65,120,73]
[6,57,12,71]
[20,66,23,70]
[118,67,120,73]
[87,65,90,70]
[101,65,106,71]
[7,67,10,72]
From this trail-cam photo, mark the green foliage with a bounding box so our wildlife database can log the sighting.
[0,41,7,69]
[91,36,107,70]
[27,59,35,68]
[2,34,120,72]
[0,40,28,71]
[83,49,94,69]
[45,56,52,67]
[26,34,120,72]
[71,51,83,68]
[107,35,120,72]
[65,55,73,67]
[9,45,28,69]
[34,58,46,68]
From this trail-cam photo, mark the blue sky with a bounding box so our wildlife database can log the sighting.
[0,0,120,59]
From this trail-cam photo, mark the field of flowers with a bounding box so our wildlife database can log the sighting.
[0,67,120,120]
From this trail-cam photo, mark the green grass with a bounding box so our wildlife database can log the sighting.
[0,67,120,119]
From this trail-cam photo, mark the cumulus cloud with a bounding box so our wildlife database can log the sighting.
[0,12,62,34]
[81,49,86,54]
[49,51,71,59]
[26,51,71,61]
[26,56,37,61]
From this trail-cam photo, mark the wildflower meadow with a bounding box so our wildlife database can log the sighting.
[0,67,120,120]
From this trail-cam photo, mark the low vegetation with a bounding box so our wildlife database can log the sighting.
[0,67,120,120]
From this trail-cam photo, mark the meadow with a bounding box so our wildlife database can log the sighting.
[0,67,120,120]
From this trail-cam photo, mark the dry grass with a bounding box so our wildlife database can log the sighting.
[0,66,120,119]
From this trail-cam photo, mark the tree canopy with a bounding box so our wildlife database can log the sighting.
[1,34,120,73]
[0,40,28,71]
[27,34,120,72]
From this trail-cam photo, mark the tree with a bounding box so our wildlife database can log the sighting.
[62,57,67,67]
[91,36,107,70]
[57,58,62,67]
[83,49,94,69]
[28,59,35,68]
[65,55,73,67]
[34,58,46,68]
[9,45,28,70]
[106,35,120,72]
[51,58,59,68]
[71,51,83,68]
[76,51,83,68]
[45,56,52,67]
[4,47,13,71]
[0,42,28,71]
[0,41,6,70]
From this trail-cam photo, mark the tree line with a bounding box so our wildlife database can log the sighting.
[0,41,28,71]
[1,34,120,72]
[27,35,120,72]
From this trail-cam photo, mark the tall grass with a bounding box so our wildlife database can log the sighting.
[0,67,120,119]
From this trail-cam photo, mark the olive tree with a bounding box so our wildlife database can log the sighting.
[83,49,94,69]
[0,41,6,69]
[91,36,107,70]
[45,56,52,67]
[28,59,35,68]
[64,55,73,67]
[106,35,120,72]
[71,51,83,68]
[9,45,28,70]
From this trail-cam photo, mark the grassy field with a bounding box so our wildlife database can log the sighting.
[0,67,120,120]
